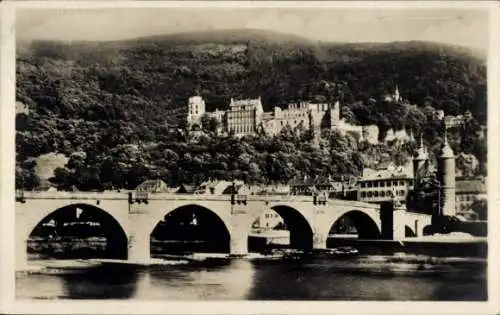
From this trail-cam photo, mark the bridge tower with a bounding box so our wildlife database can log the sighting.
[437,132,456,217]
[413,135,428,180]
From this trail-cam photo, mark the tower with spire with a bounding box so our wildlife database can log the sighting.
[393,85,401,103]
[413,135,429,182]
[437,132,456,217]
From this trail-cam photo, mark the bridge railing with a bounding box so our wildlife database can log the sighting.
[19,190,381,209]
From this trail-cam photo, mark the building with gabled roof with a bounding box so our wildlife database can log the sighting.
[135,179,169,193]
[455,177,487,213]
[357,160,414,205]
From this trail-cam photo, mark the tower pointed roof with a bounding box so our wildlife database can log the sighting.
[440,131,454,158]
[394,84,400,102]
[414,135,428,160]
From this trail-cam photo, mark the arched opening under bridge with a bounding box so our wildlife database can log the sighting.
[27,204,128,260]
[248,205,313,253]
[150,205,231,257]
[327,210,381,248]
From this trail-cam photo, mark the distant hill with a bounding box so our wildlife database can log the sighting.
[15,29,487,190]
[17,29,486,117]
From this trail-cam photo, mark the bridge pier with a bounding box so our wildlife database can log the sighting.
[393,209,410,241]
[230,232,248,256]
[127,216,150,261]
[16,240,28,270]
[313,233,327,250]
[16,214,29,270]
[128,233,150,261]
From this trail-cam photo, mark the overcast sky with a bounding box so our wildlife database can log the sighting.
[16,7,489,51]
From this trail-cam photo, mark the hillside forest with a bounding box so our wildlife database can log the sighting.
[15,30,487,191]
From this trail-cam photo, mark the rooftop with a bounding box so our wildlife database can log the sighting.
[456,178,486,193]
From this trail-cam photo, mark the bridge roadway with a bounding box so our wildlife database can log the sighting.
[15,191,432,269]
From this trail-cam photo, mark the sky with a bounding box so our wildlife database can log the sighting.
[15,6,490,51]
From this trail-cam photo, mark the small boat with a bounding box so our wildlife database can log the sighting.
[263,248,306,260]
[245,252,283,261]
[315,247,359,258]
[333,246,359,255]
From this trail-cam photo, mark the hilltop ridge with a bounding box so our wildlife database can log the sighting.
[16,28,487,190]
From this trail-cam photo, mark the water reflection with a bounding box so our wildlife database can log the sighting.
[132,260,255,300]
[17,256,487,301]
[61,264,139,299]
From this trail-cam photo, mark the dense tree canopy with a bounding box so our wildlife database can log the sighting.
[15,30,487,191]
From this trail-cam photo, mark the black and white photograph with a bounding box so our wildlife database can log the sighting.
[1,1,498,313]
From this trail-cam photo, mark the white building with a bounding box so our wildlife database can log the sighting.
[187,96,206,127]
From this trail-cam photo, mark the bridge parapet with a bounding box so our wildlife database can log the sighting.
[18,191,381,212]
[22,191,129,200]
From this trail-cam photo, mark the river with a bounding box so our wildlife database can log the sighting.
[16,253,486,301]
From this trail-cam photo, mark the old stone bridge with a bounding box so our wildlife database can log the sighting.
[15,191,432,268]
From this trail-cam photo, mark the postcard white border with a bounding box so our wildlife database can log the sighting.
[1,1,499,315]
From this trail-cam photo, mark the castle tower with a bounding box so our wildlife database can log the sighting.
[413,135,428,181]
[437,132,456,217]
[187,96,206,127]
[330,100,341,128]
[394,85,401,102]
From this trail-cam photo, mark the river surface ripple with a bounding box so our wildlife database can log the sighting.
[16,254,487,301]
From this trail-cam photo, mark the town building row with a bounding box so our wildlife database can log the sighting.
[134,134,485,229]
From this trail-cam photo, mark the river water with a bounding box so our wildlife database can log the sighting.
[16,254,486,301]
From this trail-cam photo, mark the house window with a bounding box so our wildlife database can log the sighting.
[380,181,385,187]
[399,190,405,196]
[374,191,379,197]
[361,192,366,198]
[381,191,385,197]
[399,180,405,186]
[367,191,373,198]
[367,182,372,188]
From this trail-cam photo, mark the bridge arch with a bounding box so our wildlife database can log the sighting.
[324,209,382,241]
[149,203,232,254]
[405,225,417,237]
[24,203,128,259]
[248,204,315,250]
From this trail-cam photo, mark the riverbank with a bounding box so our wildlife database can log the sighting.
[327,237,487,258]
[25,234,488,265]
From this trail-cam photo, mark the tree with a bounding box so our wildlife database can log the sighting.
[200,114,220,133]
[49,167,73,191]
